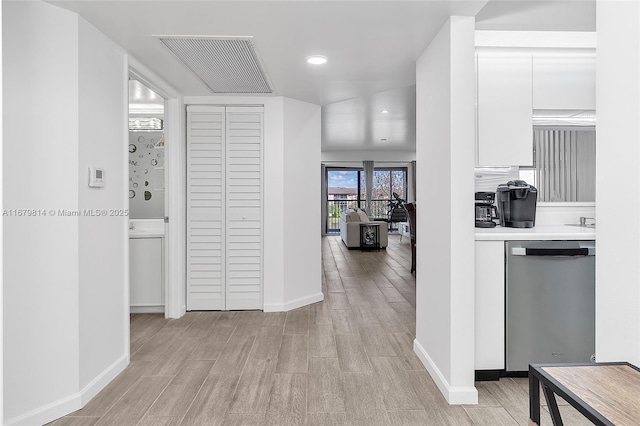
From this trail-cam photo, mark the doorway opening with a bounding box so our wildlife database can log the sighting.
[128,78,167,314]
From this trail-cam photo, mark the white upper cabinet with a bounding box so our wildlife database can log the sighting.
[533,55,596,110]
[477,53,534,167]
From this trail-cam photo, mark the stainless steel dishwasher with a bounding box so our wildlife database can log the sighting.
[506,240,596,372]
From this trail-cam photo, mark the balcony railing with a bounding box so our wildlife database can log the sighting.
[326,199,398,232]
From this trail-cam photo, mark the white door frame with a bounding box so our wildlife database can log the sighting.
[128,55,186,319]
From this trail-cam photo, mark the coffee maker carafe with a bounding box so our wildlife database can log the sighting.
[475,191,498,228]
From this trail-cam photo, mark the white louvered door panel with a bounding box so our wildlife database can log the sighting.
[187,106,226,310]
[225,107,263,310]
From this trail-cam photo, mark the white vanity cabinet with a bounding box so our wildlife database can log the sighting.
[475,240,506,370]
[130,236,164,312]
[477,53,533,167]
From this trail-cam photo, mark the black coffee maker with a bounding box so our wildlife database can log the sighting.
[475,192,498,228]
[496,180,537,228]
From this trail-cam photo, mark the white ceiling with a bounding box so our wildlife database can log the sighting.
[129,80,164,117]
[476,1,595,32]
[322,85,416,152]
[46,0,595,153]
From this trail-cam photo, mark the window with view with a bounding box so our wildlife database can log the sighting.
[326,167,407,232]
[519,128,596,202]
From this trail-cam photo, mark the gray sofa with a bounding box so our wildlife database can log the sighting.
[339,208,388,248]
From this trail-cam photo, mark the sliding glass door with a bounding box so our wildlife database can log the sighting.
[369,169,407,219]
[327,168,361,232]
[326,167,407,233]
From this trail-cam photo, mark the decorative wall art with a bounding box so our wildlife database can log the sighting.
[129,130,165,219]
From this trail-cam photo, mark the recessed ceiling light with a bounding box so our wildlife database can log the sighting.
[380,109,390,114]
[307,55,327,65]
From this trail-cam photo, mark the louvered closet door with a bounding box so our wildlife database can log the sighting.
[187,106,226,310]
[225,107,263,310]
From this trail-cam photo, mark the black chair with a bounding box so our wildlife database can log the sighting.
[405,203,416,274]
[387,206,408,234]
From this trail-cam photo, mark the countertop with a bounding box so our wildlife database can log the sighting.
[129,219,165,238]
[475,225,596,241]
[129,230,165,238]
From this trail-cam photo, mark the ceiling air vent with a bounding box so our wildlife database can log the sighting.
[157,36,273,94]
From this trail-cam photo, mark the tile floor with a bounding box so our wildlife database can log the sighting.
[52,235,591,425]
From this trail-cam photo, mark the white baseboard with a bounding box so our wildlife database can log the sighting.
[5,354,128,425]
[166,304,187,319]
[413,338,478,405]
[79,354,128,405]
[130,305,164,314]
[5,391,81,426]
[264,292,324,312]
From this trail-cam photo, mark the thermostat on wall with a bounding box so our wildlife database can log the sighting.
[88,167,105,188]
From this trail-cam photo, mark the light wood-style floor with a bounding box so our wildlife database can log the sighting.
[53,235,591,425]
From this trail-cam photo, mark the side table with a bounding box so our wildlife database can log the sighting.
[359,222,381,251]
[529,362,640,426]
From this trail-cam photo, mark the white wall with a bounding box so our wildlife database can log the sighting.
[413,16,478,404]
[0,2,4,421]
[595,1,640,365]
[261,97,286,311]
[322,150,415,163]
[3,2,129,423]
[3,2,81,422]
[182,96,322,312]
[534,203,596,226]
[77,18,129,393]
[283,98,323,308]
[167,97,187,317]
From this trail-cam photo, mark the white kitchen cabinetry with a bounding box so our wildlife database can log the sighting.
[533,55,596,110]
[477,53,533,167]
[475,240,505,370]
[130,237,164,311]
[187,105,263,311]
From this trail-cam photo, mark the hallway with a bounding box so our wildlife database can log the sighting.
[52,235,588,425]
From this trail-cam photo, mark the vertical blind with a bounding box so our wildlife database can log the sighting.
[534,129,596,202]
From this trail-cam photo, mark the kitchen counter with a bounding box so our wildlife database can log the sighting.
[475,225,595,241]
[129,219,165,239]
[475,223,595,375]
[129,230,165,238]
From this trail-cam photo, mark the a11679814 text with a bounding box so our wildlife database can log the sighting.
[2,209,129,217]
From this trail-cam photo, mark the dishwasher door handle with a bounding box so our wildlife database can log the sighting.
[511,247,595,256]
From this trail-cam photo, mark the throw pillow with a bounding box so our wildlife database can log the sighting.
[357,209,369,223]
[346,211,360,222]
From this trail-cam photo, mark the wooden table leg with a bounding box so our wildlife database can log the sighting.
[543,383,564,426]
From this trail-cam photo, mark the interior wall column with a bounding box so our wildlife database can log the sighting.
[413,15,477,404]
[363,160,375,214]
[595,0,640,365]
[321,163,327,235]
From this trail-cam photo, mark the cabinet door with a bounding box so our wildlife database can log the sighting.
[477,53,533,166]
[130,238,163,307]
[225,107,263,310]
[533,55,596,110]
[475,240,505,370]
[187,106,226,310]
